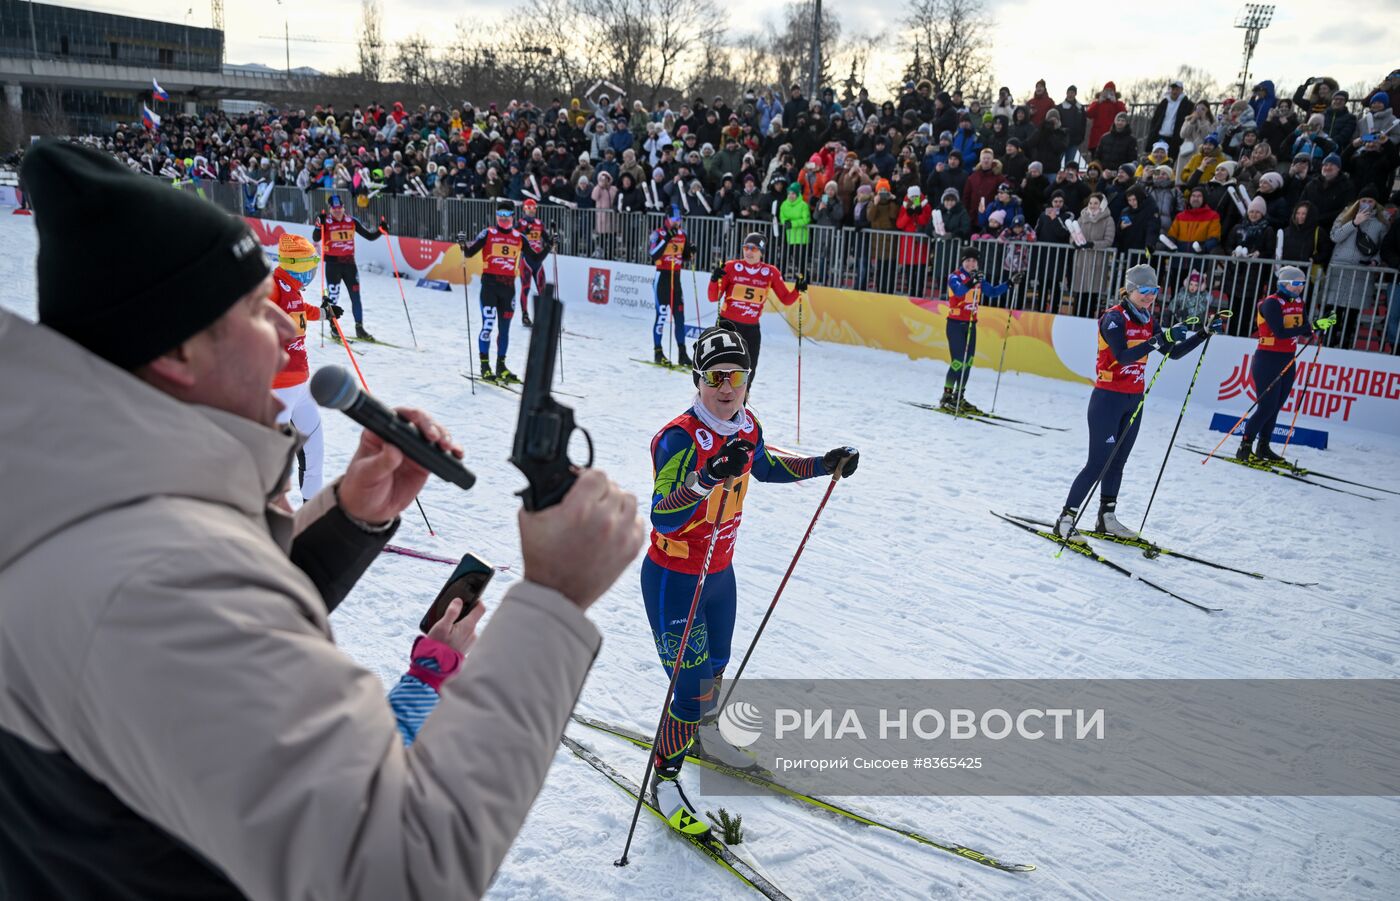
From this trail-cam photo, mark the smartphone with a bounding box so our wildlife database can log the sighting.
[418,552,494,634]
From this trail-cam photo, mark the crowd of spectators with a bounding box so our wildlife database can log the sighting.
[41,68,1400,349]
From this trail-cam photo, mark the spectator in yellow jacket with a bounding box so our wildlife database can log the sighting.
[1181,133,1225,188]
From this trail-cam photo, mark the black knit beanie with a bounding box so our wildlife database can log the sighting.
[21,141,270,370]
[692,320,751,372]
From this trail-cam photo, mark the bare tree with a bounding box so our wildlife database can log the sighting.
[570,0,718,105]
[900,0,994,100]
[357,0,384,82]
[1120,66,1226,108]
[769,1,840,95]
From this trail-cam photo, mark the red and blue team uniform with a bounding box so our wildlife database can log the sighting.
[462,225,524,365]
[1063,303,1206,511]
[310,210,380,325]
[269,267,320,389]
[1243,293,1311,445]
[643,406,830,765]
[944,267,1009,393]
[517,215,552,318]
[650,226,691,353]
[706,260,802,374]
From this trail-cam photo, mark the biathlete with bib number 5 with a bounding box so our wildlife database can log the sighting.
[641,321,859,840]
[706,232,806,379]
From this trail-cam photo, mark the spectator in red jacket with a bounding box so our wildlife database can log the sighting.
[962,148,1003,217]
[1028,79,1055,126]
[896,185,934,296]
[1086,82,1126,152]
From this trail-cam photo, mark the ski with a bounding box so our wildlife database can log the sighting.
[1178,445,1380,501]
[903,402,1043,436]
[381,545,511,571]
[632,357,691,374]
[569,714,1037,874]
[1000,515,1316,587]
[975,412,1070,431]
[331,335,403,349]
[459,373,587,400]
[990,511,1219,613]
[563,329,602,341]
[560,735,791,900]
[1274,461,1400,496]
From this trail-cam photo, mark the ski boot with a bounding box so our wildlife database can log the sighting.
[355,322,376,342]
[1054,507,1086,544]
[495,361,520,385]
[938,386,957,410]
[1234,436,1253,462]
[694,722,762,772]
[1253,439,1285,464]
[1096,497,1139,539]
[479,354,495,382]
[650,757,712,839]
[955,390,985,416]
[677,348,693,369]
[654,346,671,367]
[521,309,533,329]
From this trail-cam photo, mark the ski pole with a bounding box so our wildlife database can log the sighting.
[1200,330,1322,464]
[461,264,475,396]
[951,315,977,417]
[379,225,419,349]
[1281,339,1324,456]
[691,267,703,328]
[797,289,804,444]
[989,297,1016,414]
[617,479,737,868]
[327,309,436,537]
[552,247,564,383]
[719,457,850,711]
[318,217,328,348]
[1056,352,1173,558]
[1138,313,1231,534]
[668,266,677,366]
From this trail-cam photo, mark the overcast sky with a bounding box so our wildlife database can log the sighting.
[68,0,1399,100]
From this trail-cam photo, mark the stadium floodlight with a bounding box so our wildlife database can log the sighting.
[1234,4,1275,97]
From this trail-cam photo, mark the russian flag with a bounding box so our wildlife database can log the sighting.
[142,105,162,130]
[152,79,169,102]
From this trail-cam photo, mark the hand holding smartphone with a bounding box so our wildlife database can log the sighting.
[419,553,495,634]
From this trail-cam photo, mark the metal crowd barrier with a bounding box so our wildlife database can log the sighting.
[147,175,1400,357]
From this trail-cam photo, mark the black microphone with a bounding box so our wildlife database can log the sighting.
[310,366,476,490]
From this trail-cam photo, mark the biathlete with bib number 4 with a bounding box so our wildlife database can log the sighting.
[706,232,806,379]
[642,321,859,839]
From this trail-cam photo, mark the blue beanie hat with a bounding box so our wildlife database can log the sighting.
[1203,133,1220,145]
[1322,152,1343,167]
[1373,91,1390,107]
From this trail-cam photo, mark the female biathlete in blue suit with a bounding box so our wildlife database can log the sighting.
[642,321,859,838]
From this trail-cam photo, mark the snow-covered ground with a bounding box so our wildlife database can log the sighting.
[4,212,1398,899]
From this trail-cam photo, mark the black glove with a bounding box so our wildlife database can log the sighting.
[1157,321,1190,349]
[316,211,327,225]
[1202,315,1226,335]
[794,273,809,292]
[455,231,469,249]
[711,263,726,282]
[321,297,344,320]
[703,438,755,483]
[1010,271,1026,285]
[378,215,388,231]
[683,243,696,260]
[822,446,859,478]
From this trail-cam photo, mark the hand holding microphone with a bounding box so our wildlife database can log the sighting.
[311,366,474,524]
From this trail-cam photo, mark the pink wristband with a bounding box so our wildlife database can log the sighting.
[407,635,464,692]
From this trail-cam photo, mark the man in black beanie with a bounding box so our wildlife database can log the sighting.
[0,141,644,899]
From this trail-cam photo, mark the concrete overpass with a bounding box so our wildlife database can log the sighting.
[0,54,322,115]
